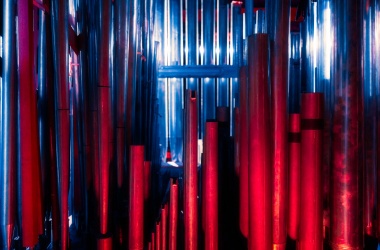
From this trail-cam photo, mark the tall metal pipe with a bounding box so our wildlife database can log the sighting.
[247,34,272,250]
[169,178,178,250]
[129,145,145,250]
[298,93,323,250]
[330,0,363,249]
[287,114,301,240]
[161,204,168,250]
[18,0,44,246]
[269,2,291,249]
[238,66,248,238]
[1,0,16,248]
[184,90,198,250]
[51,0,71,247]
[156,221,161,250]
[204,122,218,250]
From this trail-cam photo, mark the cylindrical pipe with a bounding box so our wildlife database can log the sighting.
[97,236,113,250]
[287,114,301,240]
[156,222,161,250]
[161,204,168,250]
[298,93,323,250]
[98,86,111,235]
[151,232,155,250]
[269,2,291,249]
[129,145,145,250]
[1,0,16,248]
[247,34,272,250]
[169,179,178,250]
[330,1,363,249]
[184,90,198,250]
[51,0,70,248]
[204,122,218,250]
[238,66,249,238]
[18,0,44,246]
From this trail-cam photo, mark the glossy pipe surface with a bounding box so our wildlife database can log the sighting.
[204,122,218,250]
[238,66,249,238]
[169,179,178,250]
[184,90,198,250]
[161,204,168,250]
[298,93,323,250]
[270,1,291,249]
[156,221,161,250]
[331,0,363,249]
[287,114,301,240]
[18,0,44,246]
[98,86,111,234]
[129,145,145,250]
[1,0,16,248]
[247,34,272,250]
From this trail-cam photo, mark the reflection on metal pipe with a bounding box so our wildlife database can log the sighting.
[287,114,301,240]
[129,145,145,250]
[331,0,363,249]
[156,221,161,250]
[248,34,272,250]
[18,0,44,246]
[238,66,248,238]
[298,93,323,250]
[204,122,218,250]
[161,204,168,250]
[169,179,178,250]
[1,0,16,249]
[184,90,198,250]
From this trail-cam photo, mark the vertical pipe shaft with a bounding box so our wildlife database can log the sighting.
[287,114,301,240]
[169,179,178,250]
[238,66,249,238]
[247,34,272,250]
[298,93,323,250]
[184,90,198,250]
[270,2,291,249]
[18,0,44,246]
[331,0,363,249]
[129,145,145,250]
[51,0,70,247]
[1,0,16,248]
[161,204,168,250]
[152,232,156,250]
[156,221,161,250]
[204,122,218,250]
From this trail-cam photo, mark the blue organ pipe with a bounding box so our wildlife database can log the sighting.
[168,0,184,164]
[363,0,377,237]
[186,0,198,91]
[245,0,254,37]
[202,0,216,137]
[1,0,16,249]
[230,2,243,135]
[217,2,228,108]
[288,33,301,114]
[37,8,49,219]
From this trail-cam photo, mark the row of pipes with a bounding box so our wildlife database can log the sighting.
[1,0,380,249]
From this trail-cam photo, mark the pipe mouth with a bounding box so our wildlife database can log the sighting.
[190,90,196,99]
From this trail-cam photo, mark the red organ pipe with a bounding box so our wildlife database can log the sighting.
[331,1,363,249]
[271,1,291,248]
[298,93,323,250]
[169,179,178,250]
[98,87,111,235]
[287,114,301,240]
[204,122,219,250]
[156,222,161,250]
[151,232,155,250]
[239,66,249,238]
[161,204,168,250]
[247,34,272,250]
[129,146,145,250]
[97,236,112,250]
[18,0,43,246]
[184,90,198,250]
